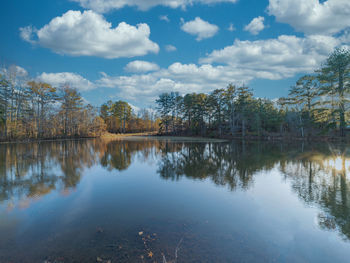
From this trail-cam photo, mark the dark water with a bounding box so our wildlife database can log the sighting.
[1,138,350,263]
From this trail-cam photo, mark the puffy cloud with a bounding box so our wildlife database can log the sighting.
[228,23,236,32]
[97,63,255,104]
[20,10,159,59]
[165,45,177,52]
[97,74,173,104]
[19,26,36,44]
[124,60,160,72]
[268,0,350,35]
[15,66,28,77]
[34,33,348,105]
[200,34,343,79]
[93,32,350,104]
[72,0,237,12]
[1,65,29,87]
[37,72,96,91]
[1,65,28,77]
[159,15,170,22]
[181,17,219,41]
[244,16,265,35]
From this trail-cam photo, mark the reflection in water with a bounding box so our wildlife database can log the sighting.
[278,145,350,240]
[1,138,350,261]
[0,140,97,205]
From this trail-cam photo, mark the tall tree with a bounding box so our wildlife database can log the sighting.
[224,84,237,135]
[28,81,57,137]
[209,89,226,135]
[319,48,350,137]
[0,74,10,137]
[235,86,253,137]
[156,93,172,133]
[60,86,83,137]
[112,101,132,133]
[288,75,318,137]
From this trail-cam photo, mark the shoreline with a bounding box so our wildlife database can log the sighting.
[149,133,350,142]
[100,132,157,139]
[0,132,348,144]
[0,132,157,144]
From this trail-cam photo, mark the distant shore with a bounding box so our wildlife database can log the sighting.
[0,132,157,144]
[0,132,348,144]
[149,133,350,142]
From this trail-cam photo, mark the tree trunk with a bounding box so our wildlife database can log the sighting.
[299,114,304,138]
[230,107,235,135]
[339,73,346,137]
[242,118,246,137]
[340,103,345,137]
[4,90,8,139]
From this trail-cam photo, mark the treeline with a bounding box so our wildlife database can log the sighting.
[156,48,350,138]
[0,65,159,141]
[2,47,349,141]
[100,100,159,133]
[0,66,106,140]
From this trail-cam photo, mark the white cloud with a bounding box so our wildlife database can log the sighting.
[244,16,265,35]
[165,45,177,52]
[96,63,256,105]
[159,15,170,22]
[124,60,160,73]
[268,0,350,35]
[91,32,350,105]
[72,0,237,12]
[20,10,159,59]
[35,33,349,105]
[15,66,28,77]
[200,34,343,79]
[228,23,236,32]
[181,17,219,41]
[1,65,29,87]
[37,72,96,91]
[19,26,36,44]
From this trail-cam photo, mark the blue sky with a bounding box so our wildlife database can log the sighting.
[1,0,349,108]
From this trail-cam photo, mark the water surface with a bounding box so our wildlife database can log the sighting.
[0,138,350,262]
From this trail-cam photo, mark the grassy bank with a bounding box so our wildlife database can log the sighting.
[100,132,157,139]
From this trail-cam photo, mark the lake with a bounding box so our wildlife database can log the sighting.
[0,137,350,262]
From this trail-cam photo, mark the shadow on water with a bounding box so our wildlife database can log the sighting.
[0,138,350,262]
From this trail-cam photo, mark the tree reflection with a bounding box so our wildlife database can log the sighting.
[0,140,99,204]
[279,144,350,240]
[157,141,350,240]
[0,139,163,205]
[99,139,162,171]
[1,138,350,241]
[157,141,282,190]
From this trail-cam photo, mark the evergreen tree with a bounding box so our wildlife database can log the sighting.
[319,48,350,136]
